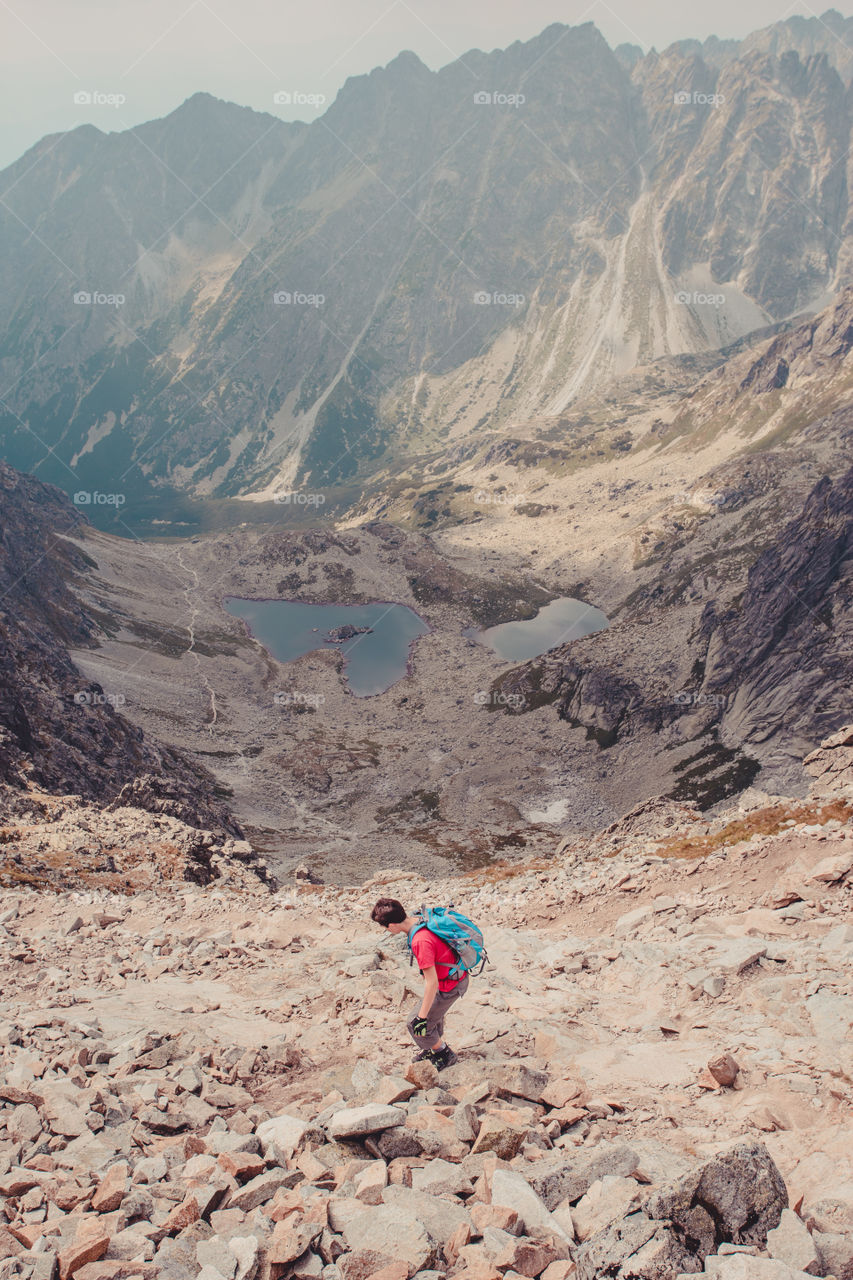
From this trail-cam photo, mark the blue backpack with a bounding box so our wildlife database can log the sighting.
[407,903,488,979]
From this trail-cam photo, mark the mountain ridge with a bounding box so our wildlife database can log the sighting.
[3,17,853,511]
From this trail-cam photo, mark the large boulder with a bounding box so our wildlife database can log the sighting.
[573,1176,643,1242]
[526,1144,641,1211]
[255,1114,317,1162]
[490,1168,573,1245]
[766,1209,821,1275]
[803,724,853,798]
[327,1105,405,1139]
[381,1185,472,1244]
[488,1061,551,1103]
[575,1211,701,1280]
[341,1204,439,1276]
[645,1139,787,1259]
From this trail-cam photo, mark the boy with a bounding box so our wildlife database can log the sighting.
[370,897,467,1071]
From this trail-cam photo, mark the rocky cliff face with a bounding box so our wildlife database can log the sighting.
[0,463,240,834]
[2,20,853,506]
[698,464,853,754]
[485,287,853,808]
[497,462,852,807]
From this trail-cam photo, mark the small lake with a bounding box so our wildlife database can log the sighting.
[223,599,429,697]
[467,596,608,661]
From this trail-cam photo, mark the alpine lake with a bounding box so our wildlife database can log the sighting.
[224,596,608,696]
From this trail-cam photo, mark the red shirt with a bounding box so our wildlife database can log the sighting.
[411,927,461,991]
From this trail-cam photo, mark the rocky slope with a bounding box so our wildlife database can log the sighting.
[0,731,851,1280]
[0,463,276,890]
[2,20,853,506]
[494,461,853,802]
[446,289,853,811]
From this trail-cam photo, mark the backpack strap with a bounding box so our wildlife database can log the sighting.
[407,915,463,979]
[406,915,427,967]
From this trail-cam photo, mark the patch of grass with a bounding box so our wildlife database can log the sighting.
[463,856,553,884]
[651,799,853,861]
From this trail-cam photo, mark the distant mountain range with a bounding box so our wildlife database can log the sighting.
[3,12,853,509]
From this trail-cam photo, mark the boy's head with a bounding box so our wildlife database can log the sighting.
[371,897,409,934]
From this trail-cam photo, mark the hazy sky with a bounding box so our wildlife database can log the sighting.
[2,0,852,169]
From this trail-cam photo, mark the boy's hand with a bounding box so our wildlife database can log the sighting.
[411,1016,429,1036]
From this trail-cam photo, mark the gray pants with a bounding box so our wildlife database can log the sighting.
[407,975,469,1050]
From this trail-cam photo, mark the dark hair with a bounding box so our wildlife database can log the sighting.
[371,898,407,927]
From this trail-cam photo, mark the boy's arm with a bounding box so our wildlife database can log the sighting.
[418,965,439,1018]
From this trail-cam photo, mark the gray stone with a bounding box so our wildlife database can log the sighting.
[821,924,853,952]
[766,1209,820,1274]
[197,1238,238,1279]
[229,1235,260,1280]
[410,1159,474,1198]
[207,1131,262,1157]
[704,1257,810,1278]
[575,1211,701,1280]
[350,1061,382,1097]
[338,1250,396,1280]
[525,1143,640,1210]
[645,1139,788,1259]
[327,1198,366,1235]
[813,1229,853,1280]
[375,1126,422,1159]
[489,1062,551,1103]
[490,1168,573,1245]
[105,1228,155,1261]
[573,1175,642,1241]
[381,1185,471,1244]
[255,1114,314,1161]
[327,1105,405,1139]
[7,1104,41,1144]
[30,1256,57,1280]
[290,1252,324,1280]
[453,1103,479,1143]
[134,1155,168,1184]
[341,1204,438,1275]
[807,992,853,1042]
[228,1170,295,1212]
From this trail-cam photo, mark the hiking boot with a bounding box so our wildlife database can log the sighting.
[411,1048,434,1062]
[429,1046,458,1072]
